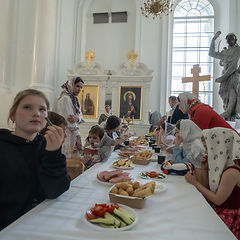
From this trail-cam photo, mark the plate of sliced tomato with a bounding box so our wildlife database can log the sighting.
[140,171,167,180]
[85,203,119,219]
[83,203,138,231]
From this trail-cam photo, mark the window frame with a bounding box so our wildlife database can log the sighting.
[169,0,214,106]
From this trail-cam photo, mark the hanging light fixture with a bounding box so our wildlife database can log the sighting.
[141,0,174,19]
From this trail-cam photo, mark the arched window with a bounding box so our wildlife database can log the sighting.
[170,0,214,104]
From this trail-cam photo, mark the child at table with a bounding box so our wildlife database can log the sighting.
[155,116,166,146]
[172,120,205,166]
[0,89,70,230]
[185,127,240,239]
[102,115,128,150]
[120,124,135,138]
[82,125,114,169]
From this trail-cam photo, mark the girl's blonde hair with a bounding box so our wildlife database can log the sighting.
[8,89,50,123]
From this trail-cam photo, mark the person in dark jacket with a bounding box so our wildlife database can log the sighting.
[0,89,70,230]
[167,96,189,124]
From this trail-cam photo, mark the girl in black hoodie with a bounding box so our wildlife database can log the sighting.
[0,89,70,230]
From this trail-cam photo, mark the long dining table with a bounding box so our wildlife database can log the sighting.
[0,150,237,240]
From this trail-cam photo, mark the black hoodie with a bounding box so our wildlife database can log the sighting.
[0,129,70,230]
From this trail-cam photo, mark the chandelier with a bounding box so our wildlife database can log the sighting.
[141,0,174,19]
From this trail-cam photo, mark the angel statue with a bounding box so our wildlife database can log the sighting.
[209,31,240,120]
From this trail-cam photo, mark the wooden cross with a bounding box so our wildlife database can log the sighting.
[182,64,211,97]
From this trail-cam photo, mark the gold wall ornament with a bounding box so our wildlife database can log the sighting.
[141,0,174,19]
[126,50,138,69]
[85,50,96,69]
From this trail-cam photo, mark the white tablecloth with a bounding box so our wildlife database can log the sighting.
[0,151,236,240]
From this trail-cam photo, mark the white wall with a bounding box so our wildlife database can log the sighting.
[14,0,36,91]
[84,0,136,71]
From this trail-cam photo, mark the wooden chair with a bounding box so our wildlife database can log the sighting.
[66,158,85,180]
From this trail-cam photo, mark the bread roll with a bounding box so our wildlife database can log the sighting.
[132,187,153,198]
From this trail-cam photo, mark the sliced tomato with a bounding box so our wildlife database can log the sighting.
[162,169,169,175]
[107,206,115,213]
[95,203,107,207]
[107,204,119,213]
[90,203,119,217]
[110,203,119,209]
[86,210,97,220]
[91,205,103,215]
[150,172,158,178]
[146,172,151,177]
[97,208,108,217]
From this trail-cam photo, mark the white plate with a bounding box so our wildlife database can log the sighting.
[155,182,167,193]
[139,171,167,180]
[96,174,114,186]
[112,165,134,170]
[96,173,133,185]
[112,160,134,170]
[83,203,138,231]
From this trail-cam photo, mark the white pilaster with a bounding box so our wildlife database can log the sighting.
[0,0,12,91]
[30,0,58,101]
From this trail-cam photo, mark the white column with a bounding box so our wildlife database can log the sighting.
[110,78,120,116]
[0,0,12,91]
[30,0,58,101]
[142,82,151,124]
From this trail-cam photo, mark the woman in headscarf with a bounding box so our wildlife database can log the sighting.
[173,120,205,167]
[177,92,233,130]
[148,110,162,133]
[98,105,112,125]
[185,127,240,239]
[57,77,85,157]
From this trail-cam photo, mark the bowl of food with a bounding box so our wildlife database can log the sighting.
[131,150,152,165]
[83,203,138,231]
[112,159,134,170]
[109,181,155,209]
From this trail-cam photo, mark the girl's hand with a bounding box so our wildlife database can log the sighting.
[201,155,208,170]
[185,172,198,186]
[44,125,65,151]
[76,136,82,151]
